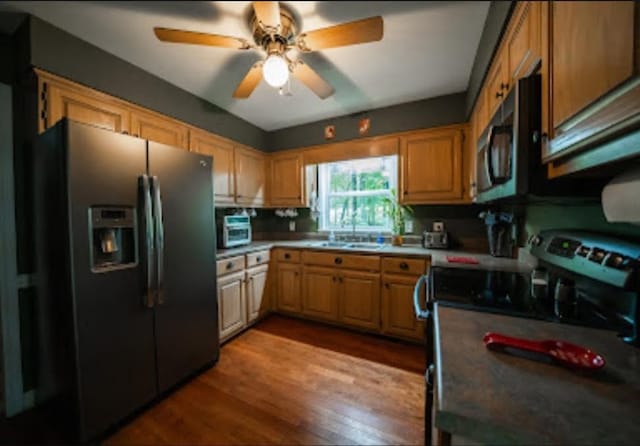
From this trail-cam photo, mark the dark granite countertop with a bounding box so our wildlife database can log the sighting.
[434,305,640,445]
[216,240,533,272]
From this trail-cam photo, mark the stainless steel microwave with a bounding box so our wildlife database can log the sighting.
[475,74,541,203]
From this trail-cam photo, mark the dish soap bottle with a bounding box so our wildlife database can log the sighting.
[329,230,336,243]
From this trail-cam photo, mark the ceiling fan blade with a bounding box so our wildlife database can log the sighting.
[297,16,383,52]
[253,2,281,30]
[292,61,334,99]
[154,27,250,49]
[233,63,263,99]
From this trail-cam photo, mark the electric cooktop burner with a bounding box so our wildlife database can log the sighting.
[431,266,626,334]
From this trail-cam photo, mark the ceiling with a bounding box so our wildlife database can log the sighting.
[0,1,490,131]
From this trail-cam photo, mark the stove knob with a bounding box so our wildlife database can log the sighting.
[530,235,543,247]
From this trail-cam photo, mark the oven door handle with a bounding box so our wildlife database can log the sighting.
[413,274,431,320]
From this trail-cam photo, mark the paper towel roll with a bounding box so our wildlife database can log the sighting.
[602,166,640,225]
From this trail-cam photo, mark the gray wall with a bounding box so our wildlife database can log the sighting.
[267,92,467,152]
[27,16,268,150]
[465,1,514,117]
[0,34,12,84]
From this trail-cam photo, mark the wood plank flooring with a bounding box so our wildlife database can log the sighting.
[105,315,426,445]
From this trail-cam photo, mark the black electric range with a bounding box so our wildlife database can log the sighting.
[420,230,640,446]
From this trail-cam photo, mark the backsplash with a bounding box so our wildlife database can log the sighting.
[524,201,640,242]
[219,204,491,253]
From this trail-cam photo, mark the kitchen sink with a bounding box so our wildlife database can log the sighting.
[308,241,385,250]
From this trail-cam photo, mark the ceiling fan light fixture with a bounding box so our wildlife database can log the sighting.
[263,54,289,88]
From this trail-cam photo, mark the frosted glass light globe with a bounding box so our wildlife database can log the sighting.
[263,55,289,88]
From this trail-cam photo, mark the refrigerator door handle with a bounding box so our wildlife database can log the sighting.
[139,174,155,308]
[151,176,165,305]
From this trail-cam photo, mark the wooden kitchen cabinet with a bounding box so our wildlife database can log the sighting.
[235,145,266,207]
[381,273,425,342]
[506,1,542,88]
[400,126,466,204]
[130,109,189,150]
[485,47,510,118]
[544,1,640,171]
[217,270,247,342]
[246,264,269,323]
[270,152,305,207]
[41,78,131,134]
[302,266,338,321]
[190,129,236,205]
[276,262,302,313]
[338,270,380,331]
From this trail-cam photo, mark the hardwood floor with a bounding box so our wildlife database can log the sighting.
[105,315,426,445]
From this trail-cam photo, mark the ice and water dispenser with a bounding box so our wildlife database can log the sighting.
[89,207,137,271]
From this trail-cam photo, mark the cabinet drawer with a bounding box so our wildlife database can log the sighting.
[382,257,427,276]
[302,251,380,271]
[246,250,270,268]
[216,255,245,276]
[275,249,300,263]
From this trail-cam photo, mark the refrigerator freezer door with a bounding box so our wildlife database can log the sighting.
[66,122,158,440]
[148,142,219,393]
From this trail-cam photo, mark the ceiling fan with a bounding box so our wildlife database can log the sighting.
[153,2,383,100]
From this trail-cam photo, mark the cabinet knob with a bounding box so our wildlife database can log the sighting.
[399,262,409,270]
[500,82,509,90]
[334,257,343,265]
[333,276,336,282]
[256,256,262,262]
[294,271,298,276]
[384,283,390,289]
[297,195,302,199]
[122,131,129,135]
[226,262,233,270]
[339,277,343,283]
[496,91,504,99]
[284,253,290,259]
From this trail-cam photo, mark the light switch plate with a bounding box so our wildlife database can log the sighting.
[404,219,413,234]
[289,220,296,232]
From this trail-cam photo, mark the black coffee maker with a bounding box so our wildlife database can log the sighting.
[479,211,514,257]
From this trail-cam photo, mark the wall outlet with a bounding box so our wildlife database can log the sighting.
[404,219,413,234]
[433,221,444,232]
[289,220,296,232]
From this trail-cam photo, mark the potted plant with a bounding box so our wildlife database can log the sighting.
[382,190,413,246]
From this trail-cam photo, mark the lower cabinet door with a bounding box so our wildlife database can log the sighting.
[381,274,425,341]
[246,265,268,323]
[217,271,247,341]
[338,270,381,331]
[276,263,301,313]
[302,266,338,321]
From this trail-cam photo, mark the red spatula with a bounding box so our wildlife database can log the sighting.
[483,332,606,370]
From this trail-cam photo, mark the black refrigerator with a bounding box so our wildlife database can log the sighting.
[33,119,219,441]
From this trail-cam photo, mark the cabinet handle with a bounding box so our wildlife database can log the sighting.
[122,131,129,135]
[297,195,302,199]
[334,257,343,265]
[294,271,298,276]
[384,283,390,289]
[339,277,343,283]
[256,256,262,262]
[399,262,409,271]
[500,82,509,90]
[333,276,336,282]
[284,253,290,260]
[226,262,233,270]
[496,91,504,99]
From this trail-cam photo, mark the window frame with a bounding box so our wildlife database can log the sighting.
[317,155,398,233]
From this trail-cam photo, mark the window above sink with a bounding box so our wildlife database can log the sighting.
[318,155,398,233]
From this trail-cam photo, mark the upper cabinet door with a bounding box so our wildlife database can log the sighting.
[400,127,465,203]
[485,48,510,118]
[545,1,639,164]
[235,145,266,207]
[506,1,542,87]
[189,129,236,206]
[270,153,304,207]
[130,110,189,150]
[43,82,130,134]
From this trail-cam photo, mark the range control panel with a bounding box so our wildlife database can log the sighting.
[529,230,639,289]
